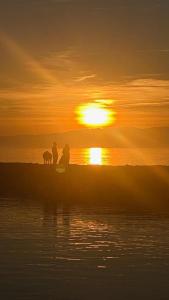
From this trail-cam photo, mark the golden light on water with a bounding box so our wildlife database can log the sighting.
[83,147,107,165]
[76,102,115,127]
[89,148,103,165]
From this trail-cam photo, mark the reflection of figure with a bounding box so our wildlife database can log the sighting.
[43,203,58,227]
[52,142,58,165]
[43,151,52,164]
[42,203,71,239]
[59,144,70,168]
[62,205,71,228]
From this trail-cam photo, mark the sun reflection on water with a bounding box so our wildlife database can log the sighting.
[85,148,108,165]
[89,148,102,165]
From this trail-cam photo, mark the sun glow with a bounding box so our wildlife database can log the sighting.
[77,102,115,127]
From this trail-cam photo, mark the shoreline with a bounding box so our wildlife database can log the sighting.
[0,163,169,211]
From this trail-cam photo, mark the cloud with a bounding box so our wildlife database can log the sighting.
[127,79,169,88]
[1,77,169,110]
[75,74,96,82]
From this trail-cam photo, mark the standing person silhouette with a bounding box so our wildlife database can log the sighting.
[52,142,58,166]
[63,144,70,168]
[59,144,70,169]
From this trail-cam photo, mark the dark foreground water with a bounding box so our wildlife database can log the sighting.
[0,198,169,300]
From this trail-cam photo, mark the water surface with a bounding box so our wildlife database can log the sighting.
[0,147,169,165]
[0,198,169,299]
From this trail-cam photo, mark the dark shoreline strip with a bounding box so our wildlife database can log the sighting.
[0,163,169,212]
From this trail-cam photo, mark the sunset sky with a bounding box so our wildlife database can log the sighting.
[0,0,169,135]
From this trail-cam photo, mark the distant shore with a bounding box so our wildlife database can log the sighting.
[0,163,169,212]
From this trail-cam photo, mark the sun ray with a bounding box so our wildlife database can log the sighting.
[0,31,58,83]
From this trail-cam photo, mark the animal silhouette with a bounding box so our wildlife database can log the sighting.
[43,151,52,165]
[52,142,58,165]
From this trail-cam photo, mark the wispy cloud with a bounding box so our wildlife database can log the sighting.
[75,74,96,82]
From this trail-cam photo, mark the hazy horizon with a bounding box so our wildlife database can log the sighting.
[0,127,169,149]
[1,125,169,137]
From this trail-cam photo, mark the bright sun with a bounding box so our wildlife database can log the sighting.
[76,102,115,127]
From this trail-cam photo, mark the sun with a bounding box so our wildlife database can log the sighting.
[76,102,115,127]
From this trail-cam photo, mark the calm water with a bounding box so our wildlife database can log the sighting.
[0,198,169,299]
[0,147,169,165]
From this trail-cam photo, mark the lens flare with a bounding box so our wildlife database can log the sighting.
[76,102,115,127]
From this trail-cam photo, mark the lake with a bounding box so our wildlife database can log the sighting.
[0,198,169,299]
[0,147,169,166]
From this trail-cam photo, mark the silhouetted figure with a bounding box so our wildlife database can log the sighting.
[43,151,52,165]
[59,144,70,168]
[52,142,58,165]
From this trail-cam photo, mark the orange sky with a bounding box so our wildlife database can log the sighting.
[0,0,169,135]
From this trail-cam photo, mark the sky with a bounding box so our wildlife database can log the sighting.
[0,0,169,135]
